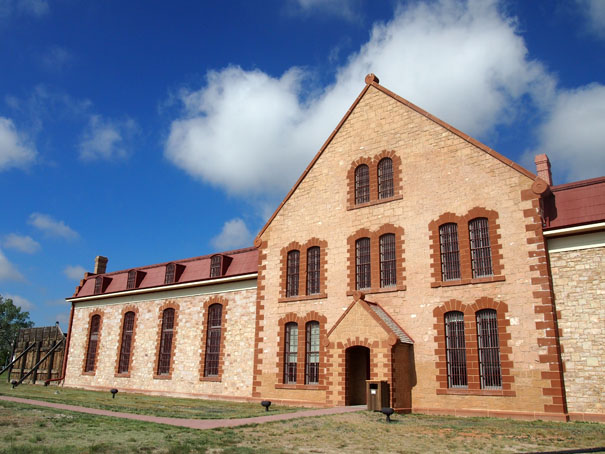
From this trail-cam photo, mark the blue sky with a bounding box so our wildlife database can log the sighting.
[1,0,604,328]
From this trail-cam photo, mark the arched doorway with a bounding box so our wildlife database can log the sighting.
[345,346,370,405]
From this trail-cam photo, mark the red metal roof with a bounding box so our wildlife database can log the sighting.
[544,176,605,230]
[72,247,258,298]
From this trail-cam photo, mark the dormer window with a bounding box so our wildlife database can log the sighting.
[127,270,136,289]
[210,255,222,278]
[165,263,176,284]
[94,276,103,294]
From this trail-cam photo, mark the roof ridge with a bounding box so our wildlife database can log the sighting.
[552,176,605,191]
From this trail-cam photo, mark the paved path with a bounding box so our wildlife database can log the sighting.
[0,395,364,430]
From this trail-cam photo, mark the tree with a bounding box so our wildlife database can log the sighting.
[0,295,34,367]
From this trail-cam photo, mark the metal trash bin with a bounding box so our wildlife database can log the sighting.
[366,380,390,411]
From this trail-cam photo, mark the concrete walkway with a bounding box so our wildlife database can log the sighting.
[0,395,365,430]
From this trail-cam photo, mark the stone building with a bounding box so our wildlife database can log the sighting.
[64,75,604,422]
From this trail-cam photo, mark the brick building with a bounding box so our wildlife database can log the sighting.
[64,75,604,422]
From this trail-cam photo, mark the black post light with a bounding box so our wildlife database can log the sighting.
[381,407,394,423]
[10,380,17,389]
[110,388,118,399]
[261,400,271,412]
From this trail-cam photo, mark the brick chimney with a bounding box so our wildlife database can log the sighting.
[534,154,552,186]
[94,256,108,274]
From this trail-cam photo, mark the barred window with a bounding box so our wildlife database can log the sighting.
[286,250,300,297]
[379,233,396,287]
[469,218,493,278]
[476,309,502,389]
[305,321,320,385]
[94,276,102,295]
[157,308,175,375]
[378,158,394,199]
[84,314,101,372]
[445,311,467,388]
[204,304,222,377]
[164,263,175,285]
[355,164,370,204]
[284,322,298,384]
[439,223,460,281]
[210,255,222,278]
[355,238,371,289]
[118,312,135,374]
[127,270,136,290]
[306,247,320,295]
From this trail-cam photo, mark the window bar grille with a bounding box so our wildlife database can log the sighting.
[118,312,135,373]
[85,315,100,372]
[378,158,394,199]
[210,255,222,278]
[379,234,396,287]
[469,218,493,278]
[439,223,461,281]
[445,311,467,388]
[126,270,136,289]
[305,322,320,384]
[356,238,371,289]
[477,309,502,389]
[157,309,174,375]
[164,263,175,285]
[204,304,222,377]
[355,165,370,204]
[284,323,298,384]
[286,250,300,297]
[94,276,102,294]
[306,247,320,295]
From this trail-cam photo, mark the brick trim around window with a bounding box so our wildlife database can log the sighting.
[279,238,328,302]
[82,309,104,375]
[433,297,515,396]
[429,207,504,288]
[153,301,180,380]
[114,306,139,378]
[199,296,229,382]
[347,150,403,210]
[275,311,328,389]
[346,224,406,294]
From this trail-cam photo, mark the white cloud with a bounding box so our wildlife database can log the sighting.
[28,213,79,240]
[289,0,362,21]
[78,115,138,162]
[40,46,72,72]
[4,293,34,310]
[0,117,36,171]
[63,265,86,280]
[3,233,40,254]
[0,249,24,281]
[577,0,605,39]
[526,83,605,182]
[165,0,555,196]
[210,218,254,251]
[0,0,48,18]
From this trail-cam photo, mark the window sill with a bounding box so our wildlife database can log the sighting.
[436,388,515,397]
[279,293,328,303]
[114,372,131,378]
[275,384,327,391]
[81,371,96,376]
[200,376,222,382]
[347,285,406,297]
[431,275,505,288]
[153,374,172,380]
[347,194,403,211]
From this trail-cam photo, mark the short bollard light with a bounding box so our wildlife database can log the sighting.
[110,388,118,399]
[381,407,394,423]
[44,380,50,387]
[10,380,17,389]
[261,400,271,412]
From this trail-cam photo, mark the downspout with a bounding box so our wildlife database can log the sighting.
[44,302,74,385]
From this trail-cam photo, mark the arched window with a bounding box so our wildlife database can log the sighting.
[118,312,135,374]
[469,218,493,277]
[126,270,136,289]
[355,238,371,289]
[444,311,467,388]
[377,158,394,199]
[306,247,320,295]
[84,314,101,372]
[305,321,320,385]
[94,276,102,295]
[286,250,300,297]
[157,308,175,375]
[284,322,298,384]
[439,223,460,281]
[379,233,396,287]
[355,164,370,204]
[210,255,222,278]
[204,304,223,377]
[164,263,176,285]
[476,309,502,389]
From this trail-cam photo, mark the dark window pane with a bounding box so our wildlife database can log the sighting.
[210,255,222,278]
[286,250,300,297]
[445,311,467,388]
[94,277,102,295]
[469,218,493,278]
[165,263,175,285]
[378,158,394,199]
[439,223,460,281]
[157,308,175,375]
[355,165,370,204]
[306,247,320,295]
[356,238,371,289]
[85,315,101,372]
[118,312,135,373]
[127,270,136,289]
[305,321,320,384]
[379,234,396,287]
[204,304,223,377]
[284,323,298,384]
[477,309,502,389]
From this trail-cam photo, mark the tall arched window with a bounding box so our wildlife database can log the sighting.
[469,217,493,277]
[377,158,394,199]
[286,250,300,297]
[305,321,320,385]
[379,233,396,287]
[164,263,176,284]
[445,311,467,388]
[355,238,371,289]
[355,164,370,204]
[84,314,101,372]
[204,304,223,377]
[127,270,136,289]
[306,247,320,295]
[284,322,298,384]
[210,255,222,278]
[476,309,502,389]
[439,223,460,281]
[118,311,135,374]
[157,308,175,375]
